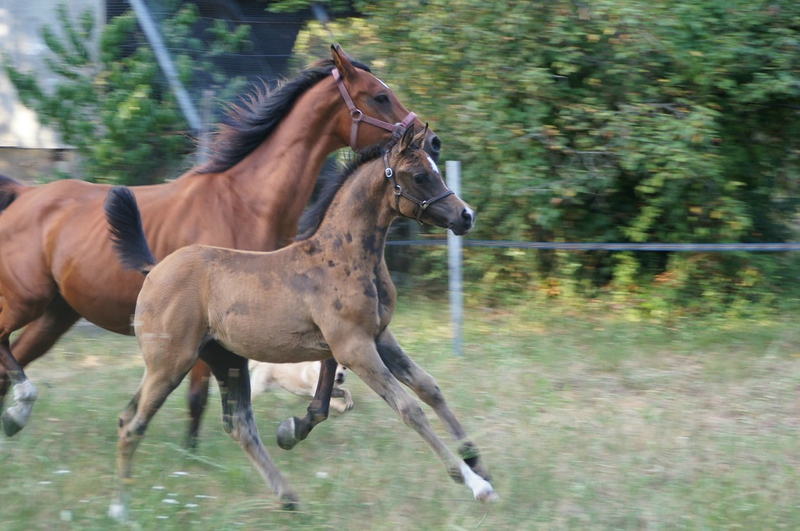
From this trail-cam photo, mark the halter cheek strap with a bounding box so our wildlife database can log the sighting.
[332,68,417,151]
[382,152,455,224]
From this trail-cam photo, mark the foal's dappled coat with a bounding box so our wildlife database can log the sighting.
[104,126,496,519]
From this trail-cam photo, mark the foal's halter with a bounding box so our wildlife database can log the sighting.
[382,151,455,224]
[332,68,417,151]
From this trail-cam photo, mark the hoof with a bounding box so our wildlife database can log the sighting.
[1,411,24,437]
[477,488,500,503]
[184,434,199,451]
[460,462,498,503]
[280,492,300,511]
[276,417,299,450]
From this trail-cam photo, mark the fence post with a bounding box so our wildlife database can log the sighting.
[446,161,463,357]
[128,0,203,133]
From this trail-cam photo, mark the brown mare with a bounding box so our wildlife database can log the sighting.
[103,125,495,519]
[0,45,439,444]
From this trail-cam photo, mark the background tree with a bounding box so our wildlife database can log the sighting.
[4,3,250,185]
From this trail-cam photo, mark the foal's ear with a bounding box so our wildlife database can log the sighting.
[331,44,358,81]
[412,123,428,150]
[398,123,416,153]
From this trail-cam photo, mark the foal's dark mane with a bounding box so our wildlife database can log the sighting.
[295,144,385,241]
[199,58,371,175]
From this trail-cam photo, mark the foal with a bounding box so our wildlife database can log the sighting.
[104,126,496,517]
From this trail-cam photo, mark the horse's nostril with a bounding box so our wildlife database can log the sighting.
[430,135,441,153]
[462,209,474,225]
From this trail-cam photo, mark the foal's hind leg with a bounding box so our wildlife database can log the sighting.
[276,358,337,450]
[376,328,492,481]
[109,365,191,521]
[334,335,497,502]
[201,342,299,508]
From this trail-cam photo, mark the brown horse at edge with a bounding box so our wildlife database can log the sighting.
[104,125,495,518]
[0,45,439,444]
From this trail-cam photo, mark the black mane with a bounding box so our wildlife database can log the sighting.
[0,174,21,212]
[295,144,385,241]
[199,58,371,174]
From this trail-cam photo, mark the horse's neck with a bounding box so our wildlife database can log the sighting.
[206,84,345,246]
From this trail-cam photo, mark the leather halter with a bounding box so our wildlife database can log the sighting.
[382,151,454,224]
[332,68,417,151]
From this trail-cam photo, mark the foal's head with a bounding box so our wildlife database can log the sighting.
[384,126,475,236]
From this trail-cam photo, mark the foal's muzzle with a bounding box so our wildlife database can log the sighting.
[450,206,476,236]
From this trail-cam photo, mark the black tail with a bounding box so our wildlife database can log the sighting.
[104,186,157,275]
[0,174,24,213]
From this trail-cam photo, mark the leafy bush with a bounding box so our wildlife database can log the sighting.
[287,0,800,311]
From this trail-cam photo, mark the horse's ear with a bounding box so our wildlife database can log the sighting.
[331,44,358,80]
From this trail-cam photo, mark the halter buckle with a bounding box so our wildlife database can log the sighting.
[384,167,394,179]
[350,109,363,122]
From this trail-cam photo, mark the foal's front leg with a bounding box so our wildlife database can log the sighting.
[276,358,337,450]
[376,328,492,481]
[333,334,497,502]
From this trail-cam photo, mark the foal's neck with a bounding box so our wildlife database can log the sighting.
[308,159,396,262]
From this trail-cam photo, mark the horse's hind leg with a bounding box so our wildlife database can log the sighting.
[0,339,36,436]
[276,358,337,450]
[0,296,80,414]
[334,336,496,502]
[201,341,299,509]
[376,328,492,481]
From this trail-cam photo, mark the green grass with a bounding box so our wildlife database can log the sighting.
[1,299,800,530]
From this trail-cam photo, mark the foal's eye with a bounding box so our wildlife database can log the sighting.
[374,94,390,105]
[414,173,427,184]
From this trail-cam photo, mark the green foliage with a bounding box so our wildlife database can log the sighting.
[290,0,800,311]
[5,4,250,184]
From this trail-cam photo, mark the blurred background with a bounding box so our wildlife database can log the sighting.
[3,0,800,313]
[2,2,800,529]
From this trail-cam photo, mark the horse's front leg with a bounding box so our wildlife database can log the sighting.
[333,333,497,502]
[276,358,337,450]
[376,328,492,482]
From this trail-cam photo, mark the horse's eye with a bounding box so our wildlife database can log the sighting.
[374,94,390,105]
[414,173,427,184]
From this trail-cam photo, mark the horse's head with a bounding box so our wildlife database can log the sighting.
[330,45,441,161]
[384,125,474,236]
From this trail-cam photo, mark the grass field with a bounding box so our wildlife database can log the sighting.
[1,299,799,530]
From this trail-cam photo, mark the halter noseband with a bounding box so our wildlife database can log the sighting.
[332,68,417,152]
[382,151,454,224]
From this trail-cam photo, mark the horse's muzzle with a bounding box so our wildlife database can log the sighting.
[424,133,442,162]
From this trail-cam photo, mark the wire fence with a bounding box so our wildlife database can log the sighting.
[386,240,800,252]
